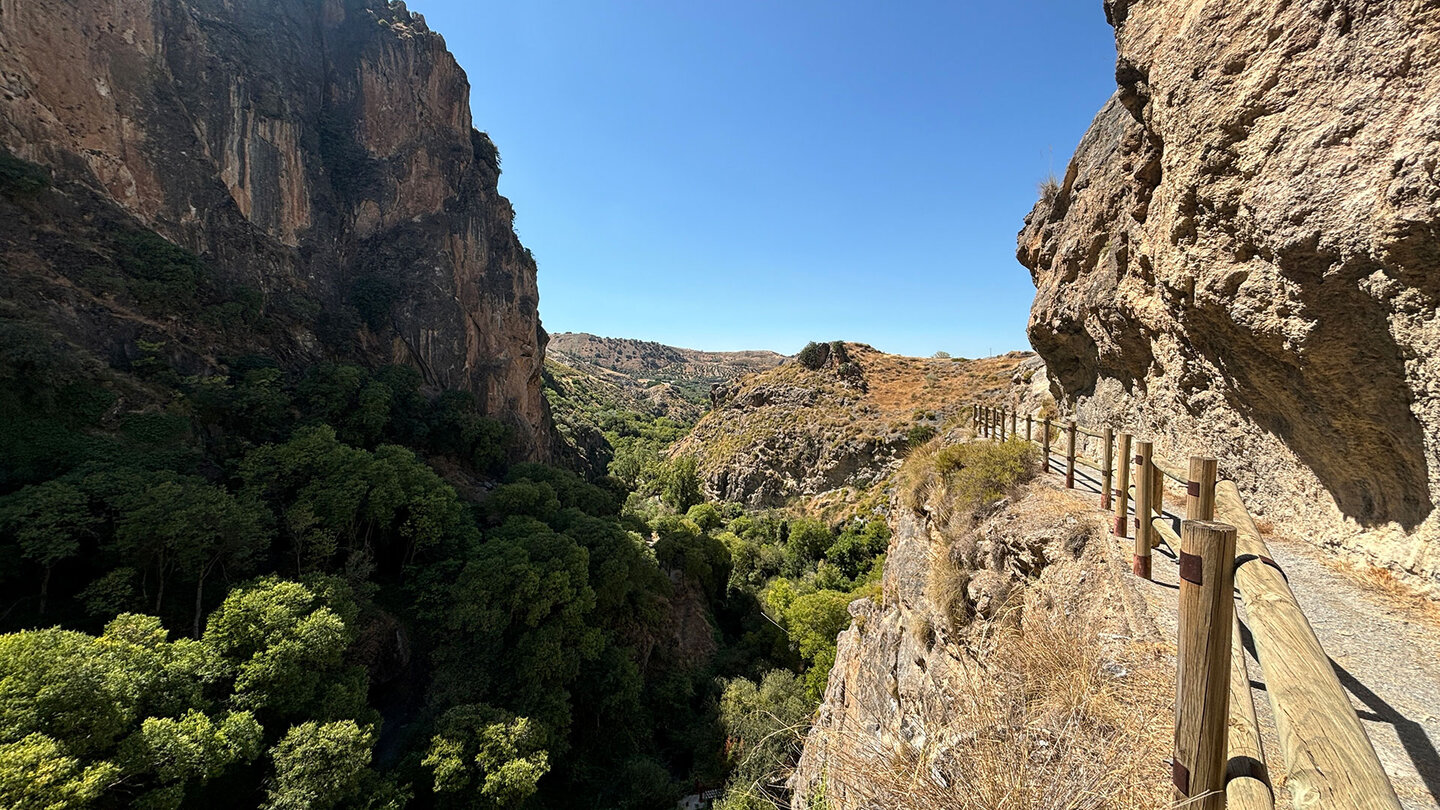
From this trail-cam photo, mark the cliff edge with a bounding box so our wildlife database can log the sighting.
[1018,0,1440,578]
[0,0,549,455]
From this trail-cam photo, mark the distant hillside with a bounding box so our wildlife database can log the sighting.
[672,342,1035,510]
[548,332,788,423]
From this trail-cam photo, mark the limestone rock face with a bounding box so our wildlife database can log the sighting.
[0,0,549,456]
[1018,0,1440,578]
[789,482,1156,809]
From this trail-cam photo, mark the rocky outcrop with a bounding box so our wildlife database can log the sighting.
[0,0,548,455]
[673,345,1030,507]
[790,480,1166,809]
[547,332,788,424]
[1018,0,1440,579]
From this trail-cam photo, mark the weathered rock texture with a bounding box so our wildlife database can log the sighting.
[790,480,1169,809]
[548,332,788,424]
[1018,0,1440,579]
[673,345,1030,507]
[0,0,548,454]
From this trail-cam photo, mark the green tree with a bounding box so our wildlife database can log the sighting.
[0,733,118,810]
[782,590,853,699]
[264,721,374,810]
[715,670,811,810]
[685,502,724,532]
[202,578,364,724]
[782,518,832,576]
[824,520,890,581]
[0,481,99,614]
[115,476,272,636]
[423,705,549,808]
[428,517,603,734]
[240,426,475,576]
[0,614,263,808]
[658,456,702,512]
[120,710,263,790]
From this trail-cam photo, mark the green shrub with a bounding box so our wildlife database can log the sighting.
[795,342,829,370]
[349,275,401,333]
[902,437,1038,519]
[933,438,1039,516]
[0,149,49,195]
[905,423,937,448]
[114,230,202,313]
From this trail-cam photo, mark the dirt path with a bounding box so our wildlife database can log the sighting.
[1047,453,1440,808]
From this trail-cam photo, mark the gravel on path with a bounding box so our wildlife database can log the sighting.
[1043,451,1440,808]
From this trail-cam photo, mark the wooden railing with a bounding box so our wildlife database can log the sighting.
[968,404,1402,810]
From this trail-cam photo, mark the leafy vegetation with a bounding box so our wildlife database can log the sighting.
[0,303,897,809]
[794,341,849,372]
[0,148,51,195]
[900,436,1040,519]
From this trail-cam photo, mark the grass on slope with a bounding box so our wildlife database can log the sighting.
[674,343,1033,496]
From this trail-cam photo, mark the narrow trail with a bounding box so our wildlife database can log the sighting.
[1047,454,1440,809]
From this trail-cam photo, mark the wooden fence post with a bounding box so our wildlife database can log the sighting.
[1174,520,1239,810]
[1187,456,1218,522]
[1010,408,1017,439]
[1025,414,1032,442]
[1101,427,1114,510]
[1064,420,1077,489]
[1134,441,1153,578]
[1114,433,1131,538]
[1041,420,1051,473]
[998,407,1006,441]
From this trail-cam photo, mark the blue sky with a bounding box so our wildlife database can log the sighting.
[407,1,1117,357]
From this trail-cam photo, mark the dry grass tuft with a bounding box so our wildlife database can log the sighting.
[1328,558,1440,625]
[926,545,973,636]
[1038,175,1062,204]
[810,584,1172,810]
[900,437,1040,528]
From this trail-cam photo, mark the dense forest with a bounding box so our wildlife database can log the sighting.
[0,153,891,810]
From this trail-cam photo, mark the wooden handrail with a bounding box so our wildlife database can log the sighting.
[973,403,1402,807]
[1215,482,1401,810]
[1227,612,1274,810]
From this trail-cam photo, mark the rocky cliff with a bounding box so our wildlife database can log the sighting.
[0,0,549,454]
[671,344,1032,508]
[548,331,788,423]
[1018,0,1440,579]
[789,478,1171,809]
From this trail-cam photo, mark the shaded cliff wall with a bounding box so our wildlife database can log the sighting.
[0,0,549,455]
[1018,0,1440,578]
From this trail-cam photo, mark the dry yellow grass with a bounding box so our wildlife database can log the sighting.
[853,346,1029,417]
[1323,556,1440,626]
[679,344,1030,469]
[811,584,1172,810]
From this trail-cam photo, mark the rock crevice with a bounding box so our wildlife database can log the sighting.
[1018,0,1440,578]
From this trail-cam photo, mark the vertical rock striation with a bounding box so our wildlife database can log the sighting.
[0,0,549,455]
[1018,0,1440,578]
